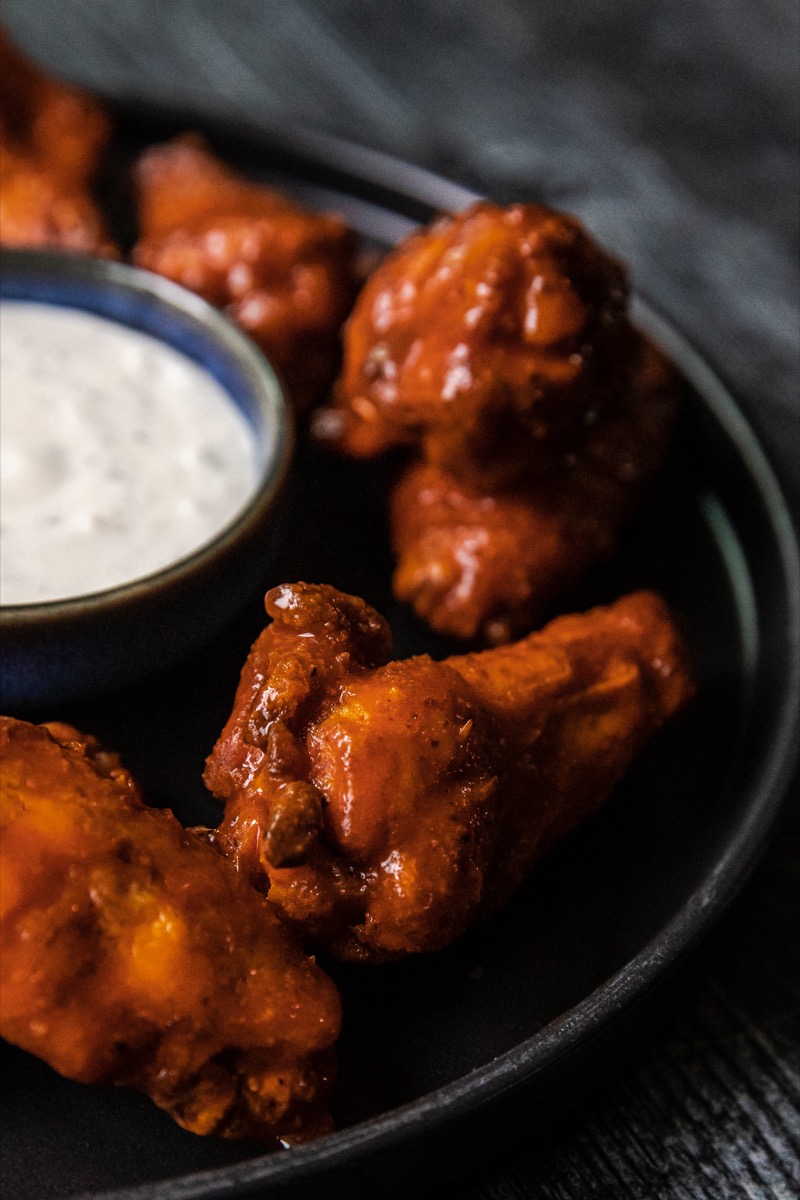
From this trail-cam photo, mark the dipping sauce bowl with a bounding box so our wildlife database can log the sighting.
[0,249,293,709]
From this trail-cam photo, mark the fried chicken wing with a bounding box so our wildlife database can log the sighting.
[0,717,340,1144]
[317,203,630,479]
[391,336,677,642]
[205,583,693,963]
[132,136,358,411]
[0,29,115,254]
[0,145,116,254]
[313,203,678,638]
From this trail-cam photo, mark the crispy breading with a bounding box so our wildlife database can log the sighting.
[133,136,358,411]
[0,717,341,1144]
[0,29,115,254]
[314,203,678,638]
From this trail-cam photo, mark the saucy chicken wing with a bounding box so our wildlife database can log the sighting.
[205,583,693,963]
[391,336,676,642]
[313,203,678,638]
[0,717,341,1144]
[0,29,115,253]
[0,145,116,253]
[133,136,358,411]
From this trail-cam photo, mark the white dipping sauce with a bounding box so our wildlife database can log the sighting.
[0,302,262,605]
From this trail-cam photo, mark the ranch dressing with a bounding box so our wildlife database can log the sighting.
[0,302,261,605]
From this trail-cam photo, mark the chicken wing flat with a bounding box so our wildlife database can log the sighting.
[0,29,115,253]
[391,336,676,642]
[0,717,340,1144]
[316,202,631,479]
[313,203,678,638]
[0,145,116,254]
[132,136,358,411]
[205,583,693,963]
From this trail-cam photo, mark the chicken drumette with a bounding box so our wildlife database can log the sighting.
[0,717,340,1144]
[205,583,693,963]
[0,28,115,254]
[314,203,678,640]
[132,136,358,412]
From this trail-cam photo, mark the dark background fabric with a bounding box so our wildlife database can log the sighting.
[4,2,799,1196]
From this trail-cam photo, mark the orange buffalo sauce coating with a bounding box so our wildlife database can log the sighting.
[0,151,116,254]
[206,583,693,962]
[133,136,358,412]
[0,717,340,1144]
[390,334,676,642]
[315,203,679,640]
[0,29,115,254]
[318,202,631,479]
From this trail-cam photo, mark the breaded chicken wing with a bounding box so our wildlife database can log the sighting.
[205,583,693,962]
[132,136,358,411]
[0,145,116,254]
[391,337,676,642]
[316,203,630,480]
[313,203,678,638]
[0,717,340,1144]
[0,29,114,253]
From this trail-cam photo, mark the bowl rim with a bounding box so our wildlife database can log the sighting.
[0,247,294,621]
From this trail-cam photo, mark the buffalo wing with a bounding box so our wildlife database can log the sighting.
[314,203,678,638]
[391,335,676,641]
[133,136,358,411]
[205,583,693,962]
[0,717,340,1144]
[0,29,114,253]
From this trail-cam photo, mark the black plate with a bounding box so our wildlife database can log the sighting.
[3,113,799,1200]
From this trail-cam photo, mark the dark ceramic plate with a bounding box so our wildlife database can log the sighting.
[3,112,799,1200]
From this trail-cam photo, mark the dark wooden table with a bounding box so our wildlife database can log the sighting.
[5,3,799,1197]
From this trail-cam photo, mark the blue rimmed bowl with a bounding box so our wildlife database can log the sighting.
[0,249,293,711]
